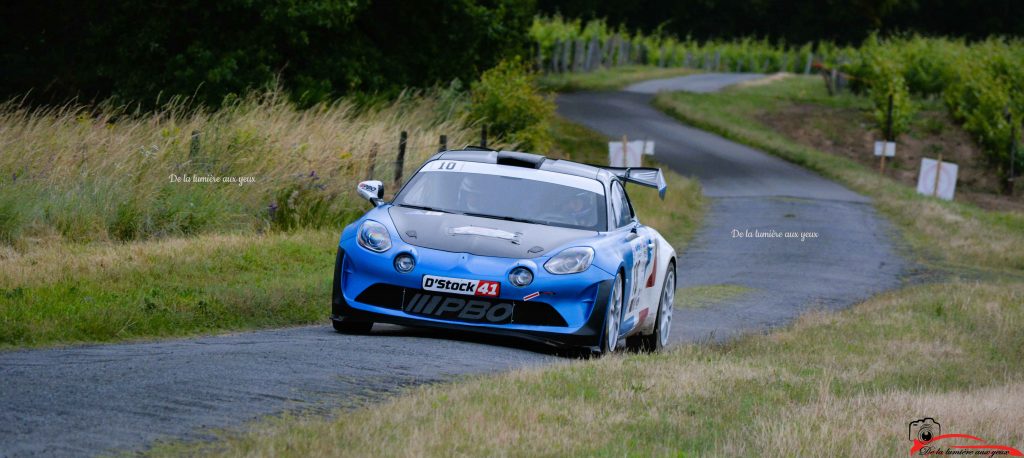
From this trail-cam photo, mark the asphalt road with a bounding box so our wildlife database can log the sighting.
[0,73,907,457]
[559,74,906,341]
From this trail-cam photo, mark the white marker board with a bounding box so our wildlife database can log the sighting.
[641,140,655,156]
[916,157,958,201]
[608,140,648,167]
[874,141,896,157]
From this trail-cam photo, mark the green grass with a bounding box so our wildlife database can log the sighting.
[538,66,697,92]
[654,75,1024,273]
[0,231,337,348]
[675,284,753,309]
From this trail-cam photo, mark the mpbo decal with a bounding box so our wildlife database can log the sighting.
[404,293,513,323]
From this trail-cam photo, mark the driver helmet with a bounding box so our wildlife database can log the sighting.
[458,174,489,212]
[566,190,595,226]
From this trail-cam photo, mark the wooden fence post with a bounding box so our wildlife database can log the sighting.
[439,135,447,153]
[584,39,594,71]
[880,94,894,174]
[551,39,561,73]
[366,142,378,179]
[189,130,200,159]
[394,132,407,185]
[535,43,543,72]
[480,125,488,148]
[600,37,612,68]
[932,155,944,197]
[565,39,573,73]
[573,39,584,72]
[1006,110,1018,194]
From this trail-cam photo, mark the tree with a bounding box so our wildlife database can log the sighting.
[0,0,535,107]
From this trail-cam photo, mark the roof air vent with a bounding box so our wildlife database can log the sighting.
[496,151,546,169]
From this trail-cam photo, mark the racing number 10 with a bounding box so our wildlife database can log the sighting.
[436,161,457,170]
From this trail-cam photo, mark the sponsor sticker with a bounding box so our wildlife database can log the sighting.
[522,291,554,301]
[404,293,513,323]
[422,275,500,297]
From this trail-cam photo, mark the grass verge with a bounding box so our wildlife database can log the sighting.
[148,280,1024,457]
[675,284,753,309]
[653,75,1024,273]
[0,230,337,348]
[538,66,696,92]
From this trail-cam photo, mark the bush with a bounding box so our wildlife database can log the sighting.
[469,59,555,152]
[269,173,352,232]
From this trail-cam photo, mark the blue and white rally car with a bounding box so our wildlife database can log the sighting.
[331,149,677,354]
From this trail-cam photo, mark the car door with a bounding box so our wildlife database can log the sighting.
[609,181,655,334]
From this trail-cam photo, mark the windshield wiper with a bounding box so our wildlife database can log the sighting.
[398,204,453,213]
[462,212,537,225]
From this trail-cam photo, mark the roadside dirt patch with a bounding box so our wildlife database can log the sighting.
[757,104,1024,213]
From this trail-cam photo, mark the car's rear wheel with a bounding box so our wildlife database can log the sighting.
[598,273,624,355]
[629,264,675,352]
[332,319,373,334]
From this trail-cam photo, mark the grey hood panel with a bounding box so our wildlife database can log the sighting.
[388,206,595,259]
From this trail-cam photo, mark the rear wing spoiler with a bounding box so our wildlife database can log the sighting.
[595,166,667,200]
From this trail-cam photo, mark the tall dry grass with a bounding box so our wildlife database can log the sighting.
[0,89,486,247]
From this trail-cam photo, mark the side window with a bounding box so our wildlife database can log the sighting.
[610,181,632,228]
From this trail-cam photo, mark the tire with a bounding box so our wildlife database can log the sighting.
[332,319,373,334]
[628,263,675,353]
[598,273,625,355]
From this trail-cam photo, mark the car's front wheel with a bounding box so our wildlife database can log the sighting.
[332,319,373,334]
[598,273,624,355]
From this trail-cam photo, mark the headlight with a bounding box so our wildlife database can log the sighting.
[544,247,595,274]
[394,253,416,273]
[508,266,533,287]
[357,220,392,252]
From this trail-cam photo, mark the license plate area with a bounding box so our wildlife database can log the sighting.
[403,291,513,324]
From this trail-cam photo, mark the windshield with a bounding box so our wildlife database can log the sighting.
[394,169,606,231]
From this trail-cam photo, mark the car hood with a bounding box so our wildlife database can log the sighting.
[388,206,596,259]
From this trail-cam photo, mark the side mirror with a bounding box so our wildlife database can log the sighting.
[357,180,385,206]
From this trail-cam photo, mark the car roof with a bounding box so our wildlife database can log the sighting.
[431,149,617,185]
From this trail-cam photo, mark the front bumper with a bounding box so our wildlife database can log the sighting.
[331,246,614,350]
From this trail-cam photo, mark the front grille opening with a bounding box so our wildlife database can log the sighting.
[354,283,568,327]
